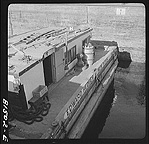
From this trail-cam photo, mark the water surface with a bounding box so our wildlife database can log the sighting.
[82,62,146,139]
[99,62,145,139]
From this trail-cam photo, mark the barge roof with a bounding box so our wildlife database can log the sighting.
[9,46,113,139]
[8,25,92,76]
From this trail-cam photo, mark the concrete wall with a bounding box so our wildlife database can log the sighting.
[20,62,45,108]
[8,4,145,62]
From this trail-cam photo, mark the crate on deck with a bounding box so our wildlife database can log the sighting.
[32,85,48,98]
[28,85,49,111]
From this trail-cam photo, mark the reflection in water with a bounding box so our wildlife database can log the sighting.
[81,80,115,139]
[112,94,117,107]
[137,76,146,106]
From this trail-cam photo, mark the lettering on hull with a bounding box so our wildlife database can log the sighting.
[64,74,95,120]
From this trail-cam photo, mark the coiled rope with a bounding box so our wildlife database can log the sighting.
[8,102,51,125]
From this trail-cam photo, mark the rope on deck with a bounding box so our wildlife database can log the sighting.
[8,101,51,125]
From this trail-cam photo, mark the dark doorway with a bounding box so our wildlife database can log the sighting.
[82,38,88,47]
[43,55,53,86]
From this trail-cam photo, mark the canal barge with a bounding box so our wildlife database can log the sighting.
[8,25,119,139]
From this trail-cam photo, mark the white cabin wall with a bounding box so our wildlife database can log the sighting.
[20,62,45,108]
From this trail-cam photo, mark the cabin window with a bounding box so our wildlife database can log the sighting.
[65,45,76,65]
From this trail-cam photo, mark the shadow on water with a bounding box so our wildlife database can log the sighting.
[116,61,146,107]
[81,79,115,139]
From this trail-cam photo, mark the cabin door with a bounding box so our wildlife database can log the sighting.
[43,54,53,86]
[55,48,65,82]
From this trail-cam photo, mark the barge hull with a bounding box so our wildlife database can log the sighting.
[59,60,118,139]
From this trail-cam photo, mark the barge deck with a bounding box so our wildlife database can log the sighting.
[9,48,109,139]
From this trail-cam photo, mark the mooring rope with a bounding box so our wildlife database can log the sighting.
[8,102,51,125]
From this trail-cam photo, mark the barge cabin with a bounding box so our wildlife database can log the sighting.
[8,25,119,139]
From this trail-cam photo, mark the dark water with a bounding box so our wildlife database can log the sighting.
[81,61,146,139]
